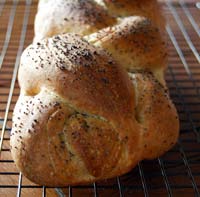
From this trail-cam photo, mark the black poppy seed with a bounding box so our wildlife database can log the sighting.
[69,152,74,157]
[101,78,109,84]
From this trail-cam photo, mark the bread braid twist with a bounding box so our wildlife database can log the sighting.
[10,0,179,186]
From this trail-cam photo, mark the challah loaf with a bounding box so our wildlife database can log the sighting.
[10,0,179,186]
[11,34,179,186]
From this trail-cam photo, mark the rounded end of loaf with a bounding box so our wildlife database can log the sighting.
[129,71,179,159]
[11,34,144,186]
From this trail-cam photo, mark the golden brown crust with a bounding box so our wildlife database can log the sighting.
[11,34,179,186]
[34,0,166,43]
[34,0,168,84]
[129,72,179,159]
[100,0,165,30]
[10,34,140,186]
[85,16,167,85]
[19,34,135,123]
[11,0,179,187]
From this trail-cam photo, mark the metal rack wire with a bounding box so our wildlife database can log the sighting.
[0,0,200,196]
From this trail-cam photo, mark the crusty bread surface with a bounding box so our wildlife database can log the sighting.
[10,0,179,186]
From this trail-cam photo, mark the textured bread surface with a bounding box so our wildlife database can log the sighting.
[34,0,165,42]
[95,0,165,30]
[85,16,167,85]
[10,0,179,186]
[34,0,168,85]
[11,34,179,186]
[34,0,116,42]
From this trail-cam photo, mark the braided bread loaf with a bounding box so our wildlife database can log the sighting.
[10,0,179,186]
[34,0,116,42]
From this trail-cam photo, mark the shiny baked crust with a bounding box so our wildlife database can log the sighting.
[10,34,179,186]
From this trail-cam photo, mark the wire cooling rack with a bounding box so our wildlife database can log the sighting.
[0,0,200,196]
